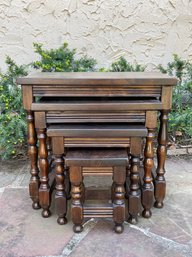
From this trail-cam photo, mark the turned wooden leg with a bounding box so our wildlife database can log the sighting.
[64,166,71,200]
[128,155,140,224]
[154,110,169,208]
[70,166,83,233]
[113,166,126,234]
[142,128,155,218]
[27,111,40,210]
[55,155,67,225]
[125,154,131,199]
[38,129,51,218]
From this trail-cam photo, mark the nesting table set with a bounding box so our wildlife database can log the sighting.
[17,72,177,233]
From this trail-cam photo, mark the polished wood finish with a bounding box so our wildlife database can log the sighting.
[27,111,40,210]
[31,99,162,111]
[46,111,145,124]
[70,166,83,233]
[34,112,46,129]
[113,166,126,233]
[64,138,131,148]
[146,111,158,128]
[18,72,176,227]
[65,148,127,233]
[48,122,146,225]
[47,124,148,138]
[84,188,111,200]
[83,203,113,218]
[22,86,33,110]
[141,111,157,217]
[18,72,176,99]
[142,128,155,218]
[54,154,67,225]
[154,110,169,208]
[23,86,40,210]
[51,136,68,223]
[37,128,51,218]
[128,137,142,224]
[128,156,140,224]
[161,86,173,109]
[83,167,113,176]
[65,148,129,167]
[31,98,162,124]
[17,72,177,85]
[33,85,162,97]
[51,136,64,155]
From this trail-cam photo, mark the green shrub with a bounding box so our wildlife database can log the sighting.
[158,54,192,143]
[0,57,28,159]
[33,42,97,72]
[110,57,145,72]
[1,46,192,159]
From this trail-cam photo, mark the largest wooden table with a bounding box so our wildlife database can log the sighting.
[17,72,177,214]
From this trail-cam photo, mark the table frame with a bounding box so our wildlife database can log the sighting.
[17,72,177,216]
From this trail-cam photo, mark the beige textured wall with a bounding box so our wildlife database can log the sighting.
[0,0,192,70]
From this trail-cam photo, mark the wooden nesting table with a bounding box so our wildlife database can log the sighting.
[17,72,177,219]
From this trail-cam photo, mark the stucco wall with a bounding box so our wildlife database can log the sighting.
[0,0,192,71]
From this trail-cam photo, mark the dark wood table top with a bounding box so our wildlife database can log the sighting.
[65,148,129,167]
[17,72,177,86]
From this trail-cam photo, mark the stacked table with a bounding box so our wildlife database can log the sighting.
[17,72,177,230]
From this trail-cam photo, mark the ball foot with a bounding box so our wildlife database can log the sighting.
[42,209,51,218]
[142,209,152,218]
[114,224,124,234]
[154,201,164,208]
[57,216,67,225]
[32,202,41,210]
[73,225,83,233]
[128,215,138,225]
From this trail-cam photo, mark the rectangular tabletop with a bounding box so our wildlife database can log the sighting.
[17,72,177,86]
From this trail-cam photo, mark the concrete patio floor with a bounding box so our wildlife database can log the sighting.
[0,156,192,257]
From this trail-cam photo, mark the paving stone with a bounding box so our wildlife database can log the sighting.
[0,188,74,257]
[0,158,192,257]
[69,159,192,257]
[69,219,192,257]
[0,160,29,188]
